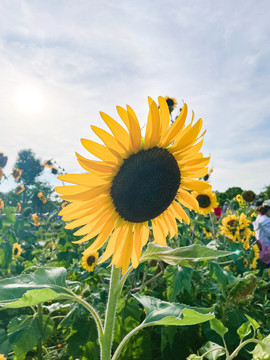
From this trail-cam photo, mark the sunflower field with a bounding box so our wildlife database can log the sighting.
[0,98,270,360]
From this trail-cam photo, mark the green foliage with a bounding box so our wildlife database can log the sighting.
[14,149,44,186]
[224,187,243,200]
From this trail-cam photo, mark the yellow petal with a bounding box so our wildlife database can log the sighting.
[126,105,142,153]
[59,195,107,216]
[99,111,130,150]
[132,224,143,268]
[181,167,208,179]
[118,224,133,274]
[158,96,170,137]
[116,106,131,131]
[171,118,203,151]
[165,209,178,238]
[177,189,199,211]
[170,201,190,225]
[141,222,150,247]
[98,225,123,264]
[76,154,116,175]
[181,178,212,192]
[152,218,167,246]
[159,104,187,147]
[59,184,109,202]
[91,125,126,155]
[144,97,161,150]
[81,138,119,162]
[57,173,109,187]
[55,185,89,195]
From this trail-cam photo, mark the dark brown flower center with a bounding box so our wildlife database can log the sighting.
[14,248,18,255]
[87,255,96,266]
[110,147,180,223]
[166,98,175,107]
[196,194,211,208]
[227,220,237,227]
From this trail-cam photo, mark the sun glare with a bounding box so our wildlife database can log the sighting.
[14,85,44,114]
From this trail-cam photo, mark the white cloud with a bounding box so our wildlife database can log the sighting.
[0,0,270,194]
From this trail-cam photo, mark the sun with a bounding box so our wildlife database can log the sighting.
[14,85,44,114]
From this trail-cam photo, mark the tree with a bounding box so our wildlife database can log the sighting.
[224,187,243,200]
[14,149,44,186]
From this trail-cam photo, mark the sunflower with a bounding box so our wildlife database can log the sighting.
[16,202,21,213]
[0,354,6,360]
[55,96,211,273]
[12,168,22,181]
[82,252,99,271]
[251,244,260,269]
[32,214,40,226]
[44,160,53,168]
[219,214,238,241]
[12,243,22,259]
[15,185,25,194]
[0,167,4,180]
[0,198,4,209]
[38,192,47,204]
[203,166,213,181]
[51,167,58,174]
[243,258,249,268]
[164,96,177,112]
[203,228,212,238]
[192,189,218,215]
[0,153,8,168]
[235,194,244,205]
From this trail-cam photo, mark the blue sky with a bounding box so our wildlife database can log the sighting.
[0,0,270,193]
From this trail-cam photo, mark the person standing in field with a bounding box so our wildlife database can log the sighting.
[253,200,270,266]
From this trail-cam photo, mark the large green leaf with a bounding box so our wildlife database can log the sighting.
[0,267,72,308]
[0,329,11,356]
[163,265,193,301]
[200,341,225,360]
[140,243,233,266]
[8,314,54,358]
[133,294,214,326]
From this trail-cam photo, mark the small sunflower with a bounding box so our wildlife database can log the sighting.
[12,168,22,181]
[164,96,177,112]
[16,202,21,213]
[203,166,213,181]
[0,153,8,168]
[203,228,212,238]
[219,214,238,241]
[0,198,4,209]
[82,252,99,271]
[15,185,25,194]
[44,160,53,168]
[192,189,218,215]
[235,194,244,205]
[38,192,47,204]
[56,96,211,273]
[0,354,6,360]
[0,167,4,179]
[12,243,22,259]
[32,214,40,226]
[243,258,249,267]
[251,244,260,269]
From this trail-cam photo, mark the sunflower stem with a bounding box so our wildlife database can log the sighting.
[100,265,122,360]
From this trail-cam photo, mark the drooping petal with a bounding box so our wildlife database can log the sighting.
[144,97,161,150]
[158,96,170,137]
[170,200,190,225]
[99,112,130,150]
[177,188,199,211]
[181,178,212,192]
[126,105,142,153]
[57,173,109,187]
[81,138,119,162]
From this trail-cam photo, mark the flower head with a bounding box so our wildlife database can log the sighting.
[164,96,177,112]
[81,252,99,271]
[56,97,211,273]
[44,160,53,168]
[12,168,22,181]
[32,214,40,226]
[251,244,260,269]
[0,354,6,360]
[0,167,4,180]
[192,189,218,215]
[0,153,8,168]
[38,192,47,204]
[0,198,4,209]
[15,185,25,194]
[12,243,22,259]
[16,202,21,213]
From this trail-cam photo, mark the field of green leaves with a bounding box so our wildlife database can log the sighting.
[0,149,270,360]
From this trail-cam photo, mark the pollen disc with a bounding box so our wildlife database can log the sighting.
[196,194,211,208]
[110,147,180,222]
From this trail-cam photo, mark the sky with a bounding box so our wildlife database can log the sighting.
[0,0,270,194]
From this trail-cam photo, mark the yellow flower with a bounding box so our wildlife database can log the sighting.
[219,214,238,241]
[203,228,212,238]
[251,244,260,269]
[12,168,22,181]
[38,192,47,204]
[82,252,99,272]
[15,185,25,194]
[44,160,53,168]
[243,259,249,267]
[12,243,22,259]
[164,96,177,111]
[16,202,21,213]
[32,214,40,226]
[0,354,6,360]
[0,153,8,168]
[192,189,218,215]
[0,167,4,179]
[235,194,244,205]
[251,212,257,218]
[55,97,210,273]
[0,198,4,209]
[61,201,68,209]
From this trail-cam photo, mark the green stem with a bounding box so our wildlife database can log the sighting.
[37,304,43,360]
[111,323,148,360]
[100,265,122,360]
[210,212,216,240]
[228,338,266,360]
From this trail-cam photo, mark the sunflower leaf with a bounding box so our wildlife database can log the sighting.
[0,267,72,308]
[140,243,234,266]
[133,294,214,326]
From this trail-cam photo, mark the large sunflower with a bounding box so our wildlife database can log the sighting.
[55,96,211,273]
[192,189,218,215]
